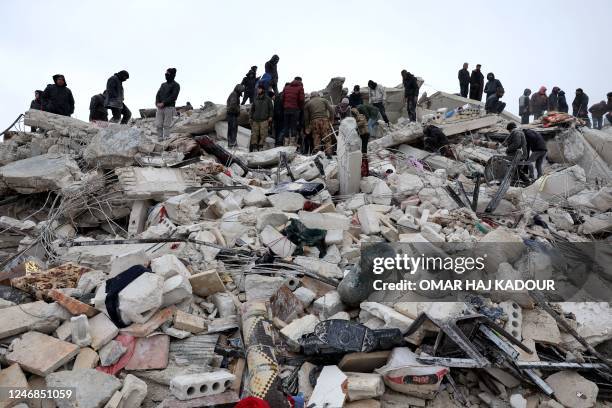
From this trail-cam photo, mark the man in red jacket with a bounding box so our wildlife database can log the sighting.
[281,77,305,146]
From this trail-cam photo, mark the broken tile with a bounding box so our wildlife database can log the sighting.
[7,332,79,376]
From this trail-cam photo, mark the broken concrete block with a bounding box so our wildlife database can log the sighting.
[298,361,317,401]
[55,319,72,342]
[88,313,119,350]
[0,364,29,407]
[161,274,193,307]
[256,209,289,231]
[346,372,385,401]
[328,311,351,320]
[298,210,351,231]
[0,153,83,194]
[312,291,345,319]
[260,225,296,258]
[98,340,127,367]
[7,332,79,376]
[150,254,191,279]
[127,199,151,237]
[124,334,170,370]
[189,269,225,298]
[236,146,296,167]
[280,314,320,347]
[49,289,98,318]
[358,206,380,235]
[70,314,92,347]
[308,365,348,408]
[522,308,561,345]
[115,166,200,200]
[499,301,522,340]
[337,119,362,195]
[548,207,574,230]
[109,249,148,278]
[546,371,598,408]
[360,302,414,334]
[294,256,343,280]
[170,371,236,401]
[117,272,164,324]
[83,126,154,168]
[581,212,612,234]
[73,347,100,369]
[268,191,305,212]
[120,306,175,338]
[105,391,122,408]
[293,286,317,307]
[174,310,206,334]
[371,181,392,205]
[46,368,121,408]
[245,274,285,302]
[509,393,527,408]
[243,188,270,207]
[117,374,147,408]
[325,229,344,245]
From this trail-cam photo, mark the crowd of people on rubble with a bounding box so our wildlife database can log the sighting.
[457,62,612,129]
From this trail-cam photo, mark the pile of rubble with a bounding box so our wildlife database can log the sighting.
[0,78,611,408]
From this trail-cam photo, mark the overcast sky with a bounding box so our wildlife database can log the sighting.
[1,0,610,130]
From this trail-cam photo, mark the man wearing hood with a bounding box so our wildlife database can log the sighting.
[530,87,548,120]
[519,89,531,124]
[589,100,608,130]
[241,66,257,105]
[572,88,590,126]
[265,55,280,96]
[469,64,484,101]
[281,77,305,146]
[42,74,74,116]
[558,90,569,113]
[401,70,419,122]
[485,87,506,114]
[367,80,389,125]
[155,68,181,140]
[105,70,130,124]
[484,73,503,101]
[458,63,470,98]
[505,123,529,160]
[226,84,244,148]
[548,87,561,112]
[30,90,43,111]
[423,124,449,153]
[349,85,363,108]
[89,91,108,122]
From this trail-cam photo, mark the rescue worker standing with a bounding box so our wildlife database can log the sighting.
[105,70,130,124]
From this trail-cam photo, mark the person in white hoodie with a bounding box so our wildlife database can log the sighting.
[367,80,389,125]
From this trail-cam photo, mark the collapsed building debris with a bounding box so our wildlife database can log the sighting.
[0,76,611,408]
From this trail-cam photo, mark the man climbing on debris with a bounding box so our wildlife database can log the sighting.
[226,84,244,148]
[334,98,352,123]
[155,68,180,141]
[357,103,380,136]
[519,88,531,124]
[485,87,506,114]
[458,63,470,98]
[42,74,74,117]
[249,84,273,152]
[572,88,590,126]
[89,91,108,122]
[469,64,484,101]
[265,54,280,96]
[401,70,419,122]
[240,66,257,105]
[423,124,449,154]
[367,80,389,126]
[589,100,608,130]
[105,70,130,124]
[505,122,529,182]
[530,86,548,120]
[351,107,370,154]
[548,86,562,111]
[304,91,334,158]
[484,72,503,101]
[281,77,305,146]
[349,85,363,108]
[524,128,547,179]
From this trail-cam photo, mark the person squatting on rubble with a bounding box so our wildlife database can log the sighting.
[357,103,380,137]
[572,88,590,127]
[458,62,470,98]
[423,124,449,154]
[519,89,531,124]
[226,84,244,148]
[281,77,305,147]
[249,84,273,152]
[349,85,363,108]
[89,91,108,122]
[505,122,530,182]
[240,66,257,105]
[469,64,484,101]
[523,127,547,179]
[265,54,280,96]
[530,86,548,120]
[105,70,131,124]
[589,100,608,130]
[401,70,419,122]
[485,87,506,114]
[304,91,334,158]
[42,74,74,117]
[484,72,503,101]
[367,80,389,125]
[155,68,181,141]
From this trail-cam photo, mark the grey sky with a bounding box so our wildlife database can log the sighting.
[1,0,610,129]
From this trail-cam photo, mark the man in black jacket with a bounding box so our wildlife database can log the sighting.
[241,66,257,105]
[105,70,130,124]
[155,68,181,140]
[89,91,108,122]
[348,85,363,108]
[485,87,506,114]
[469,64,484,101]
[524,128,547,178]
[458,63,470,98]
[265,55,280,96]
[572,88,590,127]
[484,73,503,100]
[42,74,74,116]
[226,84,244,148]
[30,90,43,110]
[423,124,449,153]
[401,70,419,122]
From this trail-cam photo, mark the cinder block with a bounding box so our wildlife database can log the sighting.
[170,371,236,401]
